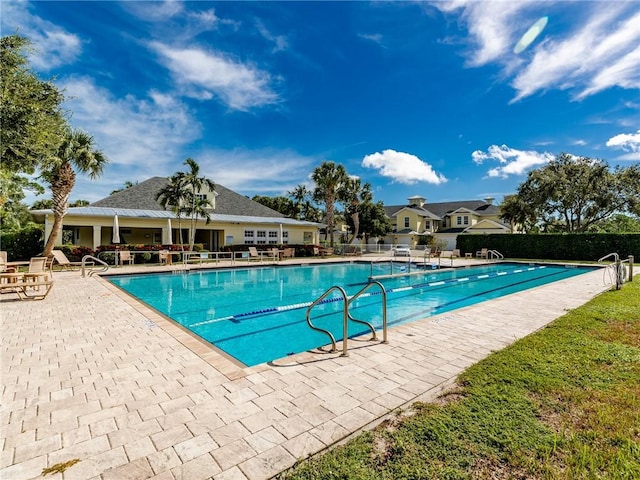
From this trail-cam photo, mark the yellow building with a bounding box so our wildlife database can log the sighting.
[31,177,321,251]
[384,195,512,250]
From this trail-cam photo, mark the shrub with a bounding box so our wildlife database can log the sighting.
[456,233,640,261]
[0,224,44,260]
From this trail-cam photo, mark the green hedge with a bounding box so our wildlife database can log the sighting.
[0,225,44,261]
[456,234,640,261]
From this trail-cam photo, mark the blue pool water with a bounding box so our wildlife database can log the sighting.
[107,262,595,366]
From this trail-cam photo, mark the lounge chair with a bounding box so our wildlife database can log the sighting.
[476,248,488,259]
[52,250,83,270]
[247,247,262,262]
[119,250,134,265]
[23,257,51,284]
[0,277,54,300]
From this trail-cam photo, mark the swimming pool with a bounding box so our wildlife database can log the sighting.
[108,262,595,366]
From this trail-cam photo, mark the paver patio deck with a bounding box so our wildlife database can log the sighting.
[1,258,617,479]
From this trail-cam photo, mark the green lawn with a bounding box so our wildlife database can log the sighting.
[279,279,640,479]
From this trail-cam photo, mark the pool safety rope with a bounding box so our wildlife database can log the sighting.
[188,265,545,328]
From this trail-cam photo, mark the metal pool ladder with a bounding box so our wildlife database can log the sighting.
[305,281,388,357]
[487,250,504,262]
[598,252,634,290]
[81,255,110,277]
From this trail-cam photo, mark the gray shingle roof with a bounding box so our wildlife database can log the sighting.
[92,176,285,218]
[384,200,500,219]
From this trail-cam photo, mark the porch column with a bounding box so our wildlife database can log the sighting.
[92,225,102,251]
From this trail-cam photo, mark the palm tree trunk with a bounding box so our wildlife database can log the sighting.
[43,163,74,256]
[43,213,65,256]
[350,212,360,244]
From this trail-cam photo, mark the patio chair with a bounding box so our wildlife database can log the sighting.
[159,250,170,265]
[119,250,134,265]
[0,251,10,273]
[23,257,51,285]
[476,248,488,259]
[247,247,263,262]
[51,250,83,270]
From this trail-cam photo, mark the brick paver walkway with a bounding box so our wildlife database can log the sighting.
[1,261,614,479]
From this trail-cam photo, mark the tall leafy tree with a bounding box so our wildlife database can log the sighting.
[288,184,310,220]
[111,180,138,195]
[1,35,66,173]
[0,170,43,232]
[176,158,215,251]
[593,213,640,233]
[351,200,392,247]
[252,195,295,217]
[341,178,372,243]
[312,161,348,245]
[499,194,538,233]
[40,128,108,256]
[155,174,188,247]
[507,154,640,232]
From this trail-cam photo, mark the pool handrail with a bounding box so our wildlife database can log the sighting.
[487,250,504,262]
[598,252,634,289]
[347,280,388,344]
[81,255,109,277]
[306,285,349,356]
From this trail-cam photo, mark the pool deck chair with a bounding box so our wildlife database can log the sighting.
[159,250,170,265]
[23,257,51,284]
[52,250,83,270]
[119,250,134,265]
[247,247,262,262]
[476,248,488,259]
[0,275,54,300]
[439,250,455,267]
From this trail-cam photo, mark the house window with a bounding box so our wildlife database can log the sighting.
[256,230,266,244]
[424,220,430,230]
[195,193,207,201]
[268,230,278,244]
[404,217,410,228]
[282,231,289,244]
[244,230,254,244]
[456,216,462,225]
[463,216,469,225]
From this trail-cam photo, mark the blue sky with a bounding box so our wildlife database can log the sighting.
[3,0,639,207]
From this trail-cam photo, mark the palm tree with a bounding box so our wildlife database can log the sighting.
[176,158,215,251]
[288,184,309,220]
[311,161,348,246]
[155,174,188,248]
[41,128,107,256]
[341,178,372,243]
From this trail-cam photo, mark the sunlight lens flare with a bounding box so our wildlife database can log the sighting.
[514,16,548,54]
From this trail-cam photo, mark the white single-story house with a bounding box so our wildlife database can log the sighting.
[383,195,513,250]
[31,177,322,251]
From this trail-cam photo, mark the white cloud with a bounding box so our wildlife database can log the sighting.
[433,0,530,66]
[196,148,317,195]
[255,20,288,53]
[434,1,640,101]
[606,130,640,161]
[472,145,554,178]
[362,149,447,185]
[149,42,279,111]
[512,7,640,102]
[0,0,82,70]
[607,130,640,151]
[58,77,200,200]
[121,0,185,21]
